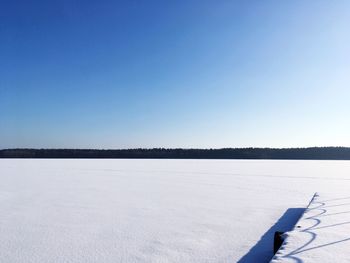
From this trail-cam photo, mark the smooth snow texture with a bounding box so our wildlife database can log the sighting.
[271,192,350,263]
[1,159,350,262]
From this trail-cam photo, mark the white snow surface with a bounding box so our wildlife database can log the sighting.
[1,159,350,263]
[271,192,350,263]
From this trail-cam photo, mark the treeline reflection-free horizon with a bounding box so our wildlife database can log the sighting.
[1,147,350,160]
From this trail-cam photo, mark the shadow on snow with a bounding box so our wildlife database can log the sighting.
[237,208,305,263]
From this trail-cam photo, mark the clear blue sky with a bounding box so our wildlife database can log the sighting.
[1,0,349,149]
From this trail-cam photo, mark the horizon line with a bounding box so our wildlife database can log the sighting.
[2,146,350,151]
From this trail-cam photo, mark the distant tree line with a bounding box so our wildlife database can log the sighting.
[1,147,350,160]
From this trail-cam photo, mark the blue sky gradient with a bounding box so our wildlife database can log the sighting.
[1,0,349,148]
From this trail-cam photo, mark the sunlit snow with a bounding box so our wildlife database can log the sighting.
[1,159,350,262]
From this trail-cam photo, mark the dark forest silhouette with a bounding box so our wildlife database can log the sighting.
[1,147,350,159]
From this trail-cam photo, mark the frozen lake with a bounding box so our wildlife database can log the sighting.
[1,159,350,262]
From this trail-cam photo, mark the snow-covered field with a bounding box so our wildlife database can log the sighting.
[1,159,350,263]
